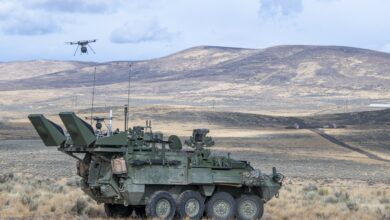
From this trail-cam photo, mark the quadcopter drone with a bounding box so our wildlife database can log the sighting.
[66,39,97,56]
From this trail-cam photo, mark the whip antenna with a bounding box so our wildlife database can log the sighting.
[125,63,132,130]
[90,66,97,125]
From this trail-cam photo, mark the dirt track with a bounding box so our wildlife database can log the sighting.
[310,129,390,163]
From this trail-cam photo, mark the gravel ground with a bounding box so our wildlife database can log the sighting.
[214,134,390,183]
[0,139,77,178]
[1,133,389,183]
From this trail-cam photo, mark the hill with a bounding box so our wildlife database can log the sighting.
[1,45,390,118]
[1,45,390,89]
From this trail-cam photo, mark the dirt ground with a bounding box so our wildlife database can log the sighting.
[0,110,389,219]
[1,127,389,182]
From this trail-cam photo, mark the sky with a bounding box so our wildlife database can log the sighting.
[0,0,389,62]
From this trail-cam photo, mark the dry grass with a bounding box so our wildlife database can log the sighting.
[0,173,103,219]
[264,178,390,220]
[0,173,389,219]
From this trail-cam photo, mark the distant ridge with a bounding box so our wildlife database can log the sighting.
[1,45,390,89]
[0,45,390,113]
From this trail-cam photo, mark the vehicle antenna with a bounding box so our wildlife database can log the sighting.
[74,95,77,111]
[124,105,128,131]
[90,66,97,125]
[125,63,132,130]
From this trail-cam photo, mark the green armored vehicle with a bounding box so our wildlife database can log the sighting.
[28,111,283,219]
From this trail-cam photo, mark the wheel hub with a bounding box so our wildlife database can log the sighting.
[185,198,200,217]
[239,200,257,219]
[156,199,171,218]
[213,200,230,218]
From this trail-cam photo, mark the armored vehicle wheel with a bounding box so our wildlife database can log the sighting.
[104,203,133,218]
[176,190,205,219]
[146,191,176,219]
[236,195,264,220]
[206,192,235,220]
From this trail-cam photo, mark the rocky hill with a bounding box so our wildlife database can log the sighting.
[1,45,390,89]
[1,45,390,118]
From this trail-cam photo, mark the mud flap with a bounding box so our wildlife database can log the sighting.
[59,112,96,146]
[28,114,66,146]
[120,180,145,205]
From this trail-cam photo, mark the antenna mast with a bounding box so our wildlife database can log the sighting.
[74,95,77,111]
[125,63,132,131]
[90,66,97,125]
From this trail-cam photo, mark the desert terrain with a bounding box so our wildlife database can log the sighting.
[0,106,389,219]
[2,45,390,120]
[0,45,390,219]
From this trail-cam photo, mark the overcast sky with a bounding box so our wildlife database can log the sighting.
[0,0,389,62]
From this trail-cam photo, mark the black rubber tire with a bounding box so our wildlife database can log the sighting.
[146,191,176,219]
[176,190,205,220]
[236,194,264,220]
[104,203,133,218]
[134,206,146,218]
[206,192,236,220]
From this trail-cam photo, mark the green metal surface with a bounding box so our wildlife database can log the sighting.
[28,114,66,146]
[96,132,127,146]
[59,112,96,146]
[29,112,283,219]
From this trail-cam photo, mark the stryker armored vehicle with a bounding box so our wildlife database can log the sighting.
[28,110,283,219]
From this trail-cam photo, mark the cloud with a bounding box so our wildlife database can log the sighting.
[259,0,303,18]
[110,19,176,44]
[29,0,121,14]
[0,1,61,35]
[381,43,390,53]
[2,15,61,35]
[0,1,18,19]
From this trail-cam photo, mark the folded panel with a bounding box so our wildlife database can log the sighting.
[28,114,66,146]
[59,112,96,146]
